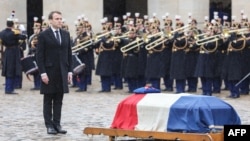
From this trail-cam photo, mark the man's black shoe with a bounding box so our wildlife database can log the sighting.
[30,87,40,91]
[187,89,197,92]
[5,91,18,94]
[75,89,86,92]
[212,90,220,94]
[127,91,133,93]
[222,87,229,90]
[98,90,111,93]
[227,95,240,99]
[47,127,57,134]
[162,88,173,92]
[240,92,249,95]
[54,125,67,134]
[15,86,22,89]
[113,87,123,90]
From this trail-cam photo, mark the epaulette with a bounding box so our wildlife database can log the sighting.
[12,29,20,35]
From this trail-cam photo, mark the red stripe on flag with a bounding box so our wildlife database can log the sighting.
[111,94,145,130]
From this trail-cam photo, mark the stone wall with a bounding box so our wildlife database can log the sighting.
[43,0,103,38]
[148,0,210,28]
[0,0,27,30]
[0,0,249,38]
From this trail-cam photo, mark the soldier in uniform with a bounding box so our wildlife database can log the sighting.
[71,21,82,88]
[221,22,250,98]
[144,24,164,89]
[61,19,74,47]
[73,21,93,92]
[169,19,188,93]
[220,16,231,91]
[238,20,250,95]
[133,16,147,88]
[211,19,223,94]
[120,27,141,93]
[0,18,26,94]
[41,16,49,31]
[162,18,174,91]
[95,25,115,92]
[185,18,201,92]
[111,20,124,90]
[195,22,224,96]
[27,17,41,90]
[143,15,150,35]
[13,17,27,89]
[136,18,147,88]
[85,20,95,85]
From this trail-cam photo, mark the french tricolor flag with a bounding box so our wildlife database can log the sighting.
[111,88,241,133]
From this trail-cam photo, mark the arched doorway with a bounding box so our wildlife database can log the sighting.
[209,0,232,22]
[27,0,43,38]
[104,0,147,25]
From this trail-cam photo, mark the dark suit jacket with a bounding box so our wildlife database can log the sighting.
[36,27,73,94]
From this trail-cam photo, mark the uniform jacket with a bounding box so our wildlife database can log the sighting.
[95,36,115,76]
[73,32,94,75]
[221,34,249,80]
[0,28,26,77]
[121,37,140,78]
[170,33,188,79]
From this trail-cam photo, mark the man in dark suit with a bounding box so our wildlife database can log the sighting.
[36,11,73,135]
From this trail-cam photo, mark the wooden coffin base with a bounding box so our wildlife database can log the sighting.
[83,127,224,141]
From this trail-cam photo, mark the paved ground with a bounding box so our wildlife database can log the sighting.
[0,71,250,141]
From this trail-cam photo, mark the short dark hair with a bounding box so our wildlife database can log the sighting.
[48,11,62,20]
[7,20,14,27]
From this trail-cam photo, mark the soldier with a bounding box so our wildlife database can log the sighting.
[111,19,124,90]
[135,16,144,36]
[210,20,223,94]
[62,19,74,47]
[195,22,224,96]
[27,17,41,90]
[62,19,70,32]
[95,25,115,92]
[143,15,150,35]
[162,17,174,91]
[41,16,49,31]
[14,18,27,89]
[120,27,143,93]
[210,17,229,94]
[169,18,189,93]
[132,15,147,88]
[85,20,95,85]
[221,16,231,90]
[221,22,250,98]
[73,21,93,92]
[0,18,26,94]
[136,19,147,89]
[144,23,164,89]
[185,18,200,92]
[238,20,250,95]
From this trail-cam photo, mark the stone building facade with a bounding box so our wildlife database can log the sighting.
[0,0,248,38]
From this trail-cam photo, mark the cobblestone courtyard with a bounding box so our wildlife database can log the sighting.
[0,71,250,141]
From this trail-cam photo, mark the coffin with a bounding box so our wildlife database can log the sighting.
[111,91,241,133]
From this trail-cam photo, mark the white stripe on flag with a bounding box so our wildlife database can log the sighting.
[135,93,191,131]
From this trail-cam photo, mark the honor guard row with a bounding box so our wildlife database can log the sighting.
[88,10,249,98]
[66,10,250,96]
[2,10,249,97]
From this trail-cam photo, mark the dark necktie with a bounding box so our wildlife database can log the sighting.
[55,30,60,44]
